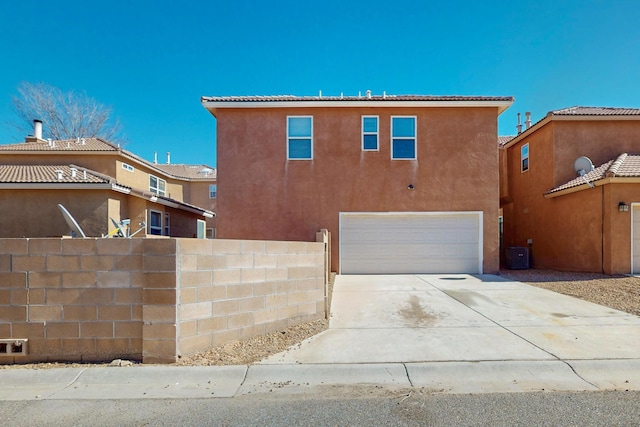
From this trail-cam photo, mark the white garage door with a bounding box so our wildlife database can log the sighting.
[633,205,640,274]
[339,212,482,274]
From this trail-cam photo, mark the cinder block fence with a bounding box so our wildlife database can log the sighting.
[0,238,326,364]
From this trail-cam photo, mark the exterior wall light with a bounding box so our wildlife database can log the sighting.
[407,184,414,190]
[618,202,629,212]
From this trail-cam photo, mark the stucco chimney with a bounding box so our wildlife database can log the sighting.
[516,113,523,134]
[366,90,372,99]
[34,119,43,139]
[525,112,532,129]
[55,170,64,180]
[70,167,77,178]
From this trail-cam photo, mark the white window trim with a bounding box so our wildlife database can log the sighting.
[362,115,379,151]
[521,143,529,173]
[391,116,417,160]
[149,209,163,235]
[122,163,134,172]
[209,184,217,199]
[149,175,167,196]
[287,115,313,160]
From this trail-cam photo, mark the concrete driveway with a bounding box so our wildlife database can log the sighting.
[260,274,640,391]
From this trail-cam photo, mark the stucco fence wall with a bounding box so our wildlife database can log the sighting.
[0,237,326,364]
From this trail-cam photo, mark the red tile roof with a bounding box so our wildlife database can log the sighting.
[550,106,640,116]
[546,153,640,194]
[0,137,119,152]
[152,164,217,180]
[202,94,514,103]
[498,136,516,146]
[0,164,110,183]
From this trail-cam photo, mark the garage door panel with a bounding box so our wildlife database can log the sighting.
[340,212,482,274]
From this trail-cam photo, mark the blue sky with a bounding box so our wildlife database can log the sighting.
[1,0,639,167]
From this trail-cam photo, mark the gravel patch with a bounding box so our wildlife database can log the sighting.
[500,269,640,317]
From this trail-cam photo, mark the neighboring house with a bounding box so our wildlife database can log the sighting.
[0,128,215,239]
[500,106,640,274]
[202,93,513,274]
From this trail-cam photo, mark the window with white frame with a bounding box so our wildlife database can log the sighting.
[521,143,529,172]
[197,219,206,239]
[164,212,170,236]
[287,116,313,160]
[149,175,166,196]
[391,116,417,160]
[122,163,134,172]
[362,116,379,151]
[149,210,162,235]
[209,184,217,199]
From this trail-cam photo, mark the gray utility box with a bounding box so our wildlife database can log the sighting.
[505,247,529,270]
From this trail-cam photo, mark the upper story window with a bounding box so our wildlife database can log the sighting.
[287,116,313,160]
[391,116,417,160]
[362,116,379,151]
[122,163,134,172]
[521,143,529,172]
[149,175,166,196]
[209,184,217,199]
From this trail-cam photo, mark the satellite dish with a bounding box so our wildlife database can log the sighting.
[57,204,86,238]
[574,156,594,176]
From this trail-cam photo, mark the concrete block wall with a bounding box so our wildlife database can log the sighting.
[0,237,326,364]
[176,239,326,357]
[0,238,149,364]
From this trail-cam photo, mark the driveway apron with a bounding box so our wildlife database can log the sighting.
[260,274,640,364]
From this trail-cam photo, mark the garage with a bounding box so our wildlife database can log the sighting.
[339,212,483,274]
[633,205,640,274]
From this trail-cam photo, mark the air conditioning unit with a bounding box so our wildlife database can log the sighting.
[505,247,529,270]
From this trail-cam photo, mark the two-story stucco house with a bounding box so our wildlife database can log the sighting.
[500,107,640,274]
[202,93,513,274]
[0,123,215,239]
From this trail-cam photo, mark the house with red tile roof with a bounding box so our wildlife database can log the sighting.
[0,127,215,239]
[202,92,513,274]
[500,106,640,274]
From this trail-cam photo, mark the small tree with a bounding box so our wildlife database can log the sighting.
[10,82,124,143]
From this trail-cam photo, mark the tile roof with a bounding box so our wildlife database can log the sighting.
[498,135,516,146]
[152,164,217,180]
[0,137,119,152]
[550,106,640,116]
[0,164,110,184]
[202,94,514,103]
[546,153,640,194]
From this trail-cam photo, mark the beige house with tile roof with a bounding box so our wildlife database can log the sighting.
[0,130,215,239]
[500,106,640,274]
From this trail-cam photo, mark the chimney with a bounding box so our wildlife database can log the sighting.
[34,119,43,140]
[516,113,523,134]
[154,152,158,164]
[366,90,372,99]
[525,112,532,129]
[70,167,77,178]
[166,152,171,164]
[55,170,64,180]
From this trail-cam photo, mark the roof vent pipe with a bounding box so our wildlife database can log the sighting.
[34,120,43,140]
[166,152,171,164]
[516,112,523,134]
[154,152,158,164]
[55,170,64,180]
[366,90,372,99]
[70,167,77,178]
[525,112,532,129]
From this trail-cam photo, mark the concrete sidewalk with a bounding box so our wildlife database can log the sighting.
[1,274,639,400]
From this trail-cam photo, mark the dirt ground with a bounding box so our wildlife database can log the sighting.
[2,270,638,369]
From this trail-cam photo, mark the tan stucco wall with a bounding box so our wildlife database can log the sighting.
[216,106,501,273]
